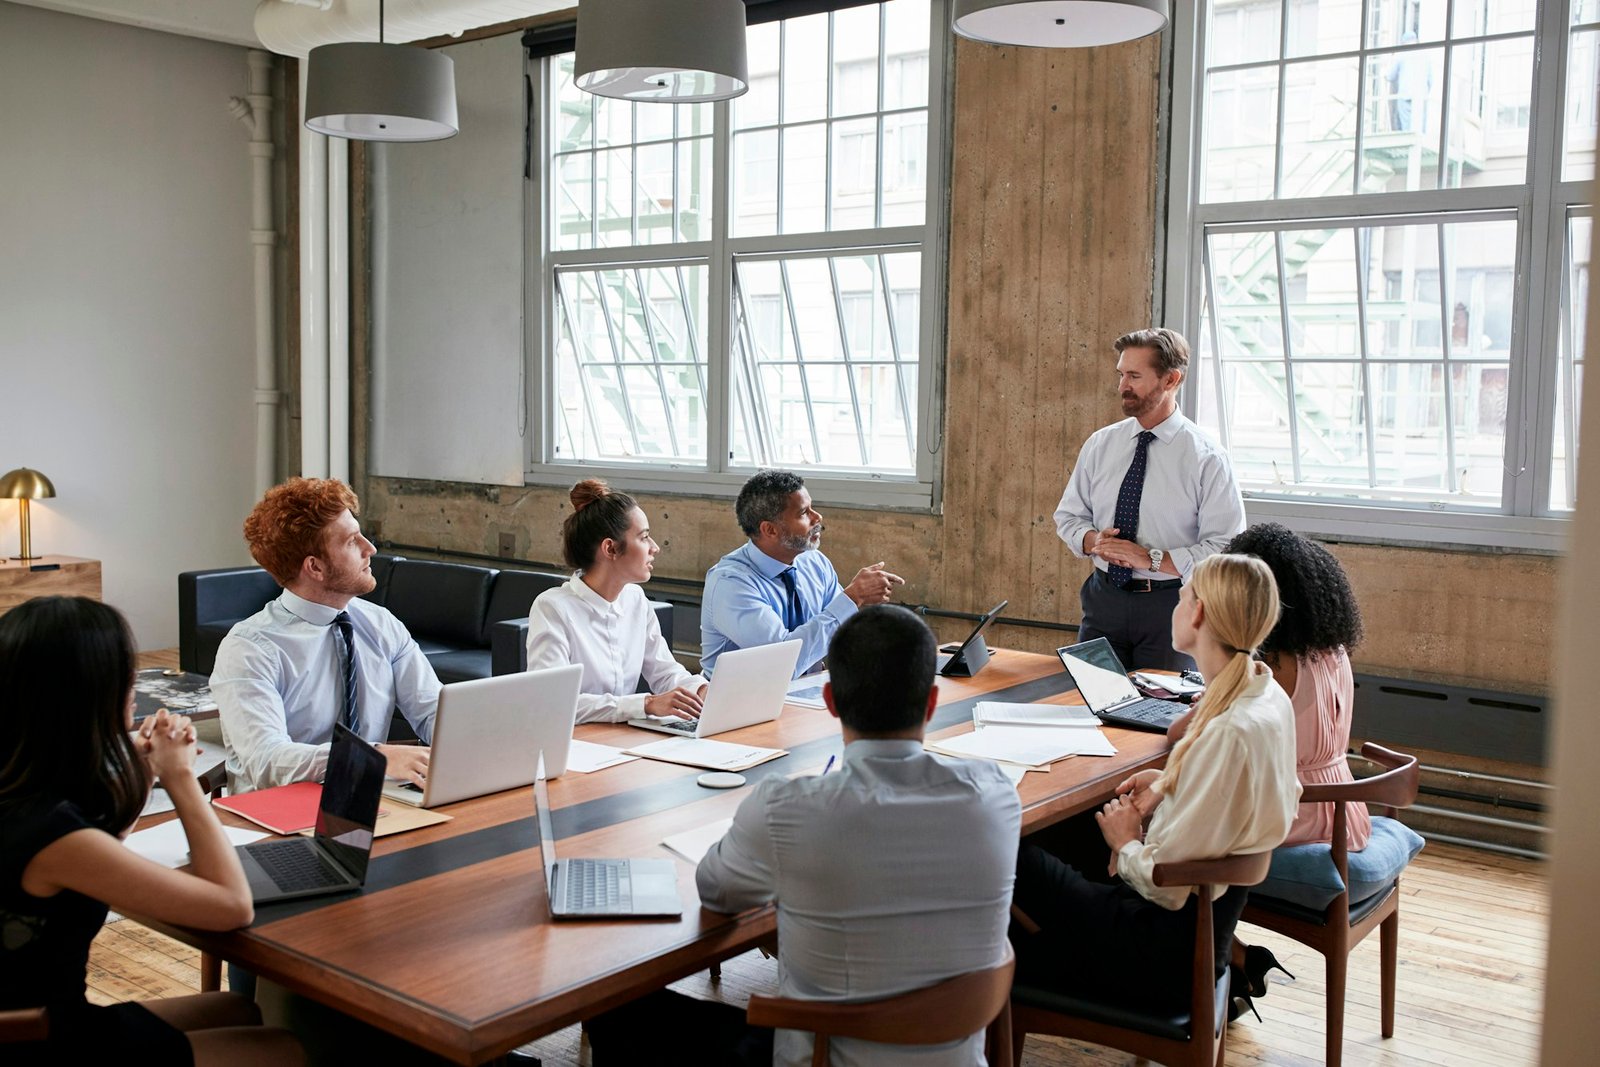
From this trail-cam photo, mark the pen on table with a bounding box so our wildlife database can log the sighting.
[822,755,836,775]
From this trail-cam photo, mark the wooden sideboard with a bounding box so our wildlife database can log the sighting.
[0,555,102,617]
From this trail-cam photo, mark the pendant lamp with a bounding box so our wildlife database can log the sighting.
[304,0,458,141]
[576,0,749,103]
[952,0,1169,48]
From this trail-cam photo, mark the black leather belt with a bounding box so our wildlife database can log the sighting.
[1096,570,1181,593]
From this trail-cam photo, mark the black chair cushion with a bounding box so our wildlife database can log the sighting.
[426,649,494,685]
[481,570,566,644]
[1247,879,1399,927]
[1012,983,1193,1043]
[384,560,496,648]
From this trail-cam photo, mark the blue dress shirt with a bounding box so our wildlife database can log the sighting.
[700,541,857,677]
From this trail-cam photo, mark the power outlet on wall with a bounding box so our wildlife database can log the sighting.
[498,531,517,558]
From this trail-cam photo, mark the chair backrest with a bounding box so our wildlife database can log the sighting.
[1300,742,1421,916]
[0,1007,48,1043]
[383,559,497,647]
[746,945,1014,1066]
[481,569,567,643]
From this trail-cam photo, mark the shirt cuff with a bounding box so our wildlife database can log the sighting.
[617,692,648,719]
[824,588,858,621]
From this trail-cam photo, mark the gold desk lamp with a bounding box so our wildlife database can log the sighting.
[0,468,56,560]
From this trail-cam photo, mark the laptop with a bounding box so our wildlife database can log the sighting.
[382,664,583,808]
[627,639,802,738]
[937,599,1008,677]
[535,774,681,918]
[1055,637,1189,733]
[236,724,384,904]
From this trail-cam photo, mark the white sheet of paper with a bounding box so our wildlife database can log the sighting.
[662,818,734,865]
[125,821,267,869]
[973,701,1100,728]
[785,672,830,709]
[140,787,176,817]
[564,739,640,774]
[929,725,1116,767]
[626,736,787,771]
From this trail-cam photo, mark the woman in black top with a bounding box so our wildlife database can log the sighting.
[0,596,302,1065]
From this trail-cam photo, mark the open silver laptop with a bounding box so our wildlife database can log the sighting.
[383,664,582,808]
[535,774,681,918]
[626,639,801,738]
[1055,637,1188,733]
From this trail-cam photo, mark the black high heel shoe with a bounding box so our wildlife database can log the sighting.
[1241,944,1295,998]
[1226,967,1262,1024]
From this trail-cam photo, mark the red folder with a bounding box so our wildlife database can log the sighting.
[213,781,322,835]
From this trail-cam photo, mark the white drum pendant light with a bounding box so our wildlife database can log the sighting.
[304,0,459,141]
[576,0,749,102]
[953,0,1169,48]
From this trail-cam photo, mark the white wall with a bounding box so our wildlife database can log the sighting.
[0,2,259,649]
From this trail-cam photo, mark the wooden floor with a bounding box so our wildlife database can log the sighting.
[89,840,1544,1065]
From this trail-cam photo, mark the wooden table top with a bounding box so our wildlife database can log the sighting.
[136,648,1171,1065]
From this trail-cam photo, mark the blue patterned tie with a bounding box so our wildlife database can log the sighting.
[779,568,803,631]
[333,611,361,732]
[1108,431,1158,588]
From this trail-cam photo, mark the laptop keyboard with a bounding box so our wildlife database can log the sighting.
[652,717,698,735]
[563,859,629,910]
[1112,698,1184,724]
[250,840,347,892]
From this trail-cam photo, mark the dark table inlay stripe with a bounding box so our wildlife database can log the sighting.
[252,669,1076,926]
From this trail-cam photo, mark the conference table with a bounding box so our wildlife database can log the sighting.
[137,648,1173,1065]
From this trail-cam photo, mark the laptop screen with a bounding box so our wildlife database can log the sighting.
[313,724,386,881]
[1055,638,1141,712]
[534,774,559,888]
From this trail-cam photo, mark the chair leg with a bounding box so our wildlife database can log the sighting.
[1010,1014,1026,1067]
[1326,950,1348,1067]
[200,951,222,993]
[1381,909,1400,1039]
[709,961,721,981]
[988,1000,1013,1067]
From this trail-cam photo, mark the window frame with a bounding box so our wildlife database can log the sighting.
[1163,0,1592,552]
[523,0,952,510]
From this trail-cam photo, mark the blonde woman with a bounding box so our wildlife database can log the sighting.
[1011,553,1301,1013]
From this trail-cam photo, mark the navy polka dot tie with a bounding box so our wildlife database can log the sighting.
[779,568,803,631]
[1108,431,1157,588]
[333,611,361,732]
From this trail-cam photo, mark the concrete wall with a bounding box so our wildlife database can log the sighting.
[0,3,260,647]
[357,35,1557,697]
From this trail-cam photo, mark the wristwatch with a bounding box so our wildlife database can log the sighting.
[1148,547,1165,574]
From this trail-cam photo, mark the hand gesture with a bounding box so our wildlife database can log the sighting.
[1113,769,1164,819]
[140,708,197,784]
[645,686,705,720]
[1095,793,1145,856]
[378,744,430,788]
[1088,528,1150,570]
[844,562,905,607]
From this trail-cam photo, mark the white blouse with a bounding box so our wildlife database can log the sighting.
[525,575,702,724]
[1117,667,1302,910]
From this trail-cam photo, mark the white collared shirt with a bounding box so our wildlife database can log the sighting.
[212,589,440,793]
[697,740,1020,1067]
[1053,409,1246,580]
[524,574,702,723]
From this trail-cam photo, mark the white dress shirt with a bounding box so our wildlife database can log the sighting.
[1117,668,1301,909]
[697,740,1021,1067]
[524,575,702,724]
[1054,409,1246,581]
[212,589,439,793]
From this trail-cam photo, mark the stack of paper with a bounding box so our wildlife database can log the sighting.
[126,821,268,868]
[626,736,788,772]
[662,818,734,864]
[928,725,1116,768]
[973,702,1100,728]
[564,739,639,774]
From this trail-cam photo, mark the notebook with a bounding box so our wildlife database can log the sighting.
[382,664,582,808]
[1055,638,1189,733]
[535,774,681,919]
[627,639,801,738]
[235,724,384,904]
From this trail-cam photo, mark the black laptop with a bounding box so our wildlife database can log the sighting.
[937,600,1008,677]
[1055,637,1189,733]
[236,724,385,904]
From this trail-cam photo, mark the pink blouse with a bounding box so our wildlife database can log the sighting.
[1281,648,1371,850]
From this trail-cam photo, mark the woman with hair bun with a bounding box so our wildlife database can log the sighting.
[525,480,706,723]
[1010,553,1300,1014]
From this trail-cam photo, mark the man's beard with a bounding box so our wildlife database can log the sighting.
[779,525,824,554]
[1121,390,1159,418]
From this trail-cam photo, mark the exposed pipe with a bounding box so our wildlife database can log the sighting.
[254,0,566,58]
[301,63,331,478]
[229,50,280,497]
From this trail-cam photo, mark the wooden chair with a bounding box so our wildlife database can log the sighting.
[1241,742,1421,1067]
[746,944,1015,1067]
[0,1007,48,1043]
[1010,851,1273,1067]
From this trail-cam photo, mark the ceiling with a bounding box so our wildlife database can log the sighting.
[10,0,265,47]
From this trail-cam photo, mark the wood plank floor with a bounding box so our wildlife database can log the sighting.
[88,840,1544,1065]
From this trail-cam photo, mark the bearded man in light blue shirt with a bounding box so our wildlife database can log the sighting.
[700,469,903,678]
[212,478,437,794]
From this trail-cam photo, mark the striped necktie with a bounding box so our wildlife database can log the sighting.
[1108,431,1158,587]
[332,611,361,732]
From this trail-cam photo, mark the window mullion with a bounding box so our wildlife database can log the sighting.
[1437,224,1459,494]
[1353,227,1379,489]
[779,259,824,462]
[826,257,870,465]
[592,272,644,457]
[633,268,681,458]
[1273,231,1302,485]
[877,252,915,455]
